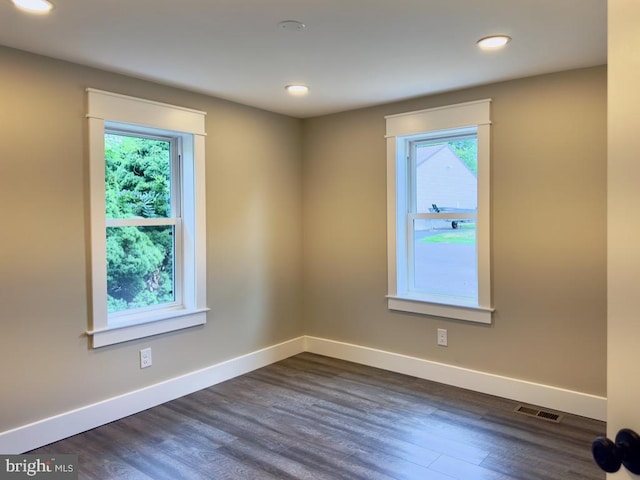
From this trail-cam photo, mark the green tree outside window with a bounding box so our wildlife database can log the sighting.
[105,134,175,313]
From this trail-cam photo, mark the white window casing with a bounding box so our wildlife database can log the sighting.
[385,99,493,323]
[86,89,208,347]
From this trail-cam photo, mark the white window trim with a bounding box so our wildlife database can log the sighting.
[385,99,493,324]
[86,89,208,347]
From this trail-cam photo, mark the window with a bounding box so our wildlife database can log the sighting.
[386,100,493,323]
[87,89,208,347]
[104,131,179,315]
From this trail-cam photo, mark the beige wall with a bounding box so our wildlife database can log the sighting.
[0,43,607,435]
[302,66,607,396]
[0,46,303,432]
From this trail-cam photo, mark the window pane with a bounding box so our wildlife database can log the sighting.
[105,133,172,219]
[415,138,477,213]
[412,219,477,301]
[106,225,175,313]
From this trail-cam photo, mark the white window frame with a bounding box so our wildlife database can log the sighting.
[385,99,493,324]
[104,127,184,321]
[86,89,208,347]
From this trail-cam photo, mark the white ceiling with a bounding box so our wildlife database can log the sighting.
[0,0,606,118]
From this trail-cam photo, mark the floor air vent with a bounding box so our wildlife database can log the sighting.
[514,405,562,423]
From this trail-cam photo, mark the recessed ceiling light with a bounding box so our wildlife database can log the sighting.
[285,85,310,96]
[11,0,54,13]
[477,35,511,50]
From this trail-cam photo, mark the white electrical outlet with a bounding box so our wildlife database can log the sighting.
[140,348,152,368]
[437,328,448,347]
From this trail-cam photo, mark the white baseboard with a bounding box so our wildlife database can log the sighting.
[0,336,305,454]
[1,334,606,454]
[304,336,607,421]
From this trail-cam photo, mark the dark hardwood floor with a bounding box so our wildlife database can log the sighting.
[30,353,605,479]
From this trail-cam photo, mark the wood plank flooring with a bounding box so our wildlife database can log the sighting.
[30,353,605,479]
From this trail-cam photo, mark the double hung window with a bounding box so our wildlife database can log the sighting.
[105,129,180,316]
[87,89,208,347]
[386,100,493,323]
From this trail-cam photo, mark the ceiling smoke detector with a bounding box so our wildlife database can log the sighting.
[278,20,306,32]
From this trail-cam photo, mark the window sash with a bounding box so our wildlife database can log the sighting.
[405,130,479,301]
[406,215,478,301]
[104,127,180,220]
[106,218,180,227]
[106,223,183,320]
[103,128,184,319]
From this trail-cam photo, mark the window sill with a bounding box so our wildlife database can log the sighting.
[87,308,209,348]
[387,295,493,324]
